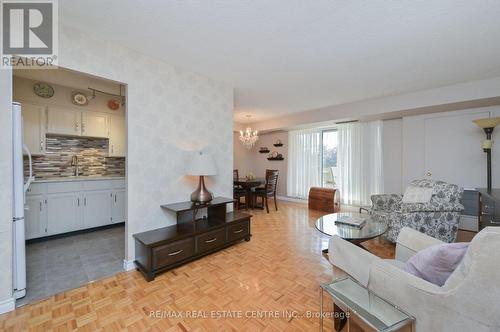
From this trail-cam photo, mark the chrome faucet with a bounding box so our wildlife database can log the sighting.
[71,155,80,177]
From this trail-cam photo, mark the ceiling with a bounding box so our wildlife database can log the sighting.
[60,1,500,123]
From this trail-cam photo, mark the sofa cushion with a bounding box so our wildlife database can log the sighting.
[402,185,433,204]
[403,242,469,286]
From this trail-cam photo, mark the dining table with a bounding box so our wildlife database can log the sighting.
[234,177,265,209]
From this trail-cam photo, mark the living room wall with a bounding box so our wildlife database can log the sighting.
[233,131,288,197]
[0,24,234,309]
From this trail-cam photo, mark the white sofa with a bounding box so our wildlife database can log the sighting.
[328,227,500,332]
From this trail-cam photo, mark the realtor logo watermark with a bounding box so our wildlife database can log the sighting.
[1,0,58,68]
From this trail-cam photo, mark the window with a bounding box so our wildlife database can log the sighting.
[321,130,337,188]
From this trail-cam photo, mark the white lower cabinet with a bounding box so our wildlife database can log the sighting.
[46,192,82,235]
[26,180,125,239]
[83,190,112,228]
[111,189,126,223]
[25,195,47,240]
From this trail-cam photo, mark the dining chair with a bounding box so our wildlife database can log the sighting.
[233,169,246,210]
[253,169,279,213]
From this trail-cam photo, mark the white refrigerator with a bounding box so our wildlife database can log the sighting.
[12,102,34,300]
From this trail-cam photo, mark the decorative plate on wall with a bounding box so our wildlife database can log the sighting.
[71,92,89,106]
[33,82,54,98]
[107,99,120,110]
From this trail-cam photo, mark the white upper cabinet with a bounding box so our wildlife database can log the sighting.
[109,115,126,157]
[82,111,109,138]
[47,106,81,136]
[46,106,109,138]
[22,103,45,155]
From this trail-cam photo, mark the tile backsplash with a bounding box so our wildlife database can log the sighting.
[24,135,125,179]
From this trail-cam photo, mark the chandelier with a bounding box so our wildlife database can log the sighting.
[239,115,259,149]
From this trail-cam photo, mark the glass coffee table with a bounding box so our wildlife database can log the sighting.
[320,277,415,331]
[315,212,387,253]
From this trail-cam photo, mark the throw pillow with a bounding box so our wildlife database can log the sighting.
[402,185,433,204]
[404,242,469,286]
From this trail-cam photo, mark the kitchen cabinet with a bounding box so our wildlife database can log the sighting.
[46,106,109,138]
[22,103,45,155]
[46,192,82,235]
[25,195,47,240]
[82,111,109,138]
[108,115,126,156]
[47,107,81,136]
[83,190,112,228]
[26,179,125,239]
[111,189,126,223]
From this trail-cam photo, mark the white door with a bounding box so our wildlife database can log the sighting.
[111,189,126,223]
[25,195,47,240]
[47,107,81,136]
[46,192,81,235]
[109,115,126,156]
[22,103,45,155]
[82,111,109,138]
[83,190,112,228]
[424,110,492,188]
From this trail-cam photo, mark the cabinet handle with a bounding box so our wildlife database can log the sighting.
[168,249,183,256]
[233,229,244,234]
[205,238,217,243]
[84,197,87,206]
[39,202,42,211]
[77,198,80,206]
[115,194,117,203]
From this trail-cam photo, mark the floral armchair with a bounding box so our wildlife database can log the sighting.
[370,179,464,243]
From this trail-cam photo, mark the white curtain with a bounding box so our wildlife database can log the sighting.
[337,121,384,206]
[287,128,321,199]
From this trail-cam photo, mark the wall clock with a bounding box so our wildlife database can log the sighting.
[71,91,89,106]
[33,82,54,98]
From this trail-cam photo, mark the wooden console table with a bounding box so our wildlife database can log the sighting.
[133,197,251,281]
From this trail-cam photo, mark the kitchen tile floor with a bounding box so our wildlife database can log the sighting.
[17,225,125,307]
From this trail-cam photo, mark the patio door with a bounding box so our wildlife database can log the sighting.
[321,130,338,187]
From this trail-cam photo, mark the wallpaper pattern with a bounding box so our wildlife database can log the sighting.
[58,26,234,261]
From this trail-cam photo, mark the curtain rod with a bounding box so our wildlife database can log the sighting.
[335,120,359,124]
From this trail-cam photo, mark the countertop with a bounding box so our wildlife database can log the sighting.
[32,176,125,183]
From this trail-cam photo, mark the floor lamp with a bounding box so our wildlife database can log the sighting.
[472,117,500,191]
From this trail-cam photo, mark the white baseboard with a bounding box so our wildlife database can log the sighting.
[123,259,136,271]
[276,196,308,204]
[0,297,15,314]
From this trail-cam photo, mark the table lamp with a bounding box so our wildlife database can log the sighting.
[186,151,217,203]
[472,117,500,191]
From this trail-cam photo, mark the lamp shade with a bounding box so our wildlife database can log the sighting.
[472,117,500,129]
[185,151,217,176]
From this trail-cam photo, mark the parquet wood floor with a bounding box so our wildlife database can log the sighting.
[0,201,395,331]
